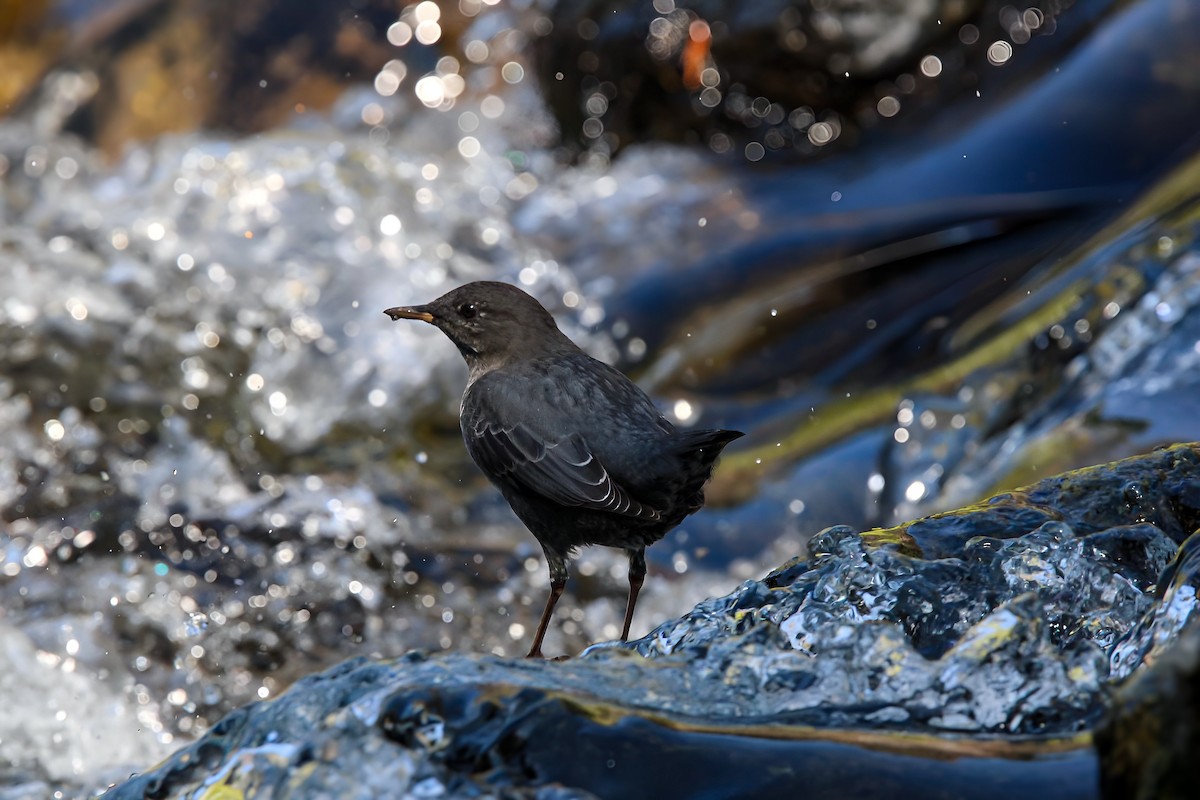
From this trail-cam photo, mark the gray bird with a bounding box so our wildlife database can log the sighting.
[385,281,742,658]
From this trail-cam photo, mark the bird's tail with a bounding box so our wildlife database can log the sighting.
[674,428,745,460]
[672,428,744,514]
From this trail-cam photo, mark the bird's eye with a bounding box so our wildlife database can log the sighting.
[458,303,477,319]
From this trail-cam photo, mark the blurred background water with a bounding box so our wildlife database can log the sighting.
[1,0,1200,796]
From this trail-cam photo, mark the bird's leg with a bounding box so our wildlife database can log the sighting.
[620,548,647,642]
[527,556,567,659]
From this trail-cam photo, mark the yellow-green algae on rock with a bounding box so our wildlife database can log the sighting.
[861,443,1200,559]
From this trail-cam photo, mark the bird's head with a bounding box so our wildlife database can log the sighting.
[385,281,570,375]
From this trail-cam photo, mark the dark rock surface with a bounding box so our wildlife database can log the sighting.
[1098,617,1200,800]
[102,445,1200,798]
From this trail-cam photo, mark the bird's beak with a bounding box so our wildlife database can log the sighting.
[384,305,435,323]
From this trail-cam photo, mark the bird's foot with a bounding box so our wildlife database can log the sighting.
[524,649,572,661]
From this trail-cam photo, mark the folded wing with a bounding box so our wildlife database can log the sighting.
[468,418,662,521]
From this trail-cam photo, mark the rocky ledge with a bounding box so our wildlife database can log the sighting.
[104,444,1200,799]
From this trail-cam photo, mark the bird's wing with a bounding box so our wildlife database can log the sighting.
[468,418,662,521]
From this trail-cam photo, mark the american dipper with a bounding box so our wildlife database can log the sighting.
[384,281,742,658]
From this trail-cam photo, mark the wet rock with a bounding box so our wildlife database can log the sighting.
[102,653,1100,800]
[100,445,1200,798]
[701,148,1200,539]
[1098,616,1200,800]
